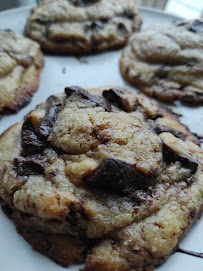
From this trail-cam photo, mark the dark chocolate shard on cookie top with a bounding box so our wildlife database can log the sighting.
[84,158,156,195]
[14,156,46,176]
[38,104,63,138]
[65,86,112,111]
[21,117,46,156]
[163,143,198,185]
[153,125,186,141]
[103,88,137,112]
[189,20,203,33]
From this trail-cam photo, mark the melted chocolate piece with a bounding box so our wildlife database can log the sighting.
[66,206,88,238]
[117,23,128,34]
[153,125,186,141]
[21,117,46,156]
[189,20,203,33]
[84,158,156,195]
[73,0,100,7]
[84,21,104,32]
[14,157,45,176]
[163,144,198,185]
[38,104,63,138]
[150,111,163,120]
[123,10,134,20]
[103,88,126,111]
[103,88,138,112]
[156,65,170,79]
[173,19,185,27]
[177,247,203,259]
[65,86,111,111]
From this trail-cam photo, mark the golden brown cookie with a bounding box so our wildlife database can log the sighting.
[0,86,202,270]
[120,20,203,104]
[25,0,142,54]
[0,29,44,116]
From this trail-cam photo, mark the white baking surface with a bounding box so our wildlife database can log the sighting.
[0,6,202,271]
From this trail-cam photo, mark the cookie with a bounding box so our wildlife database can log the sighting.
[25,0,142,54]
[120,20,203,103]
[0,86,202,270]
[0,29,44,117]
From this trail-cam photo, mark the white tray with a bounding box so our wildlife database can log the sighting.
[0,6,202,271]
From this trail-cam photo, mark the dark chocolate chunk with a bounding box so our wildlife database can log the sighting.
[189,20,203,33]
[163,143,198,185]
[73,0,100,7]
[192,132,203,145]
[21,117,46,156]
[117,23,128,34]
[46,95,63,106]
[84,21,104,32]
[65,86,112,111]
[156,65,170,79]
[14,157,45,176]
[150,111,163,120]
[84,158,156,195]
[66,206,88,238]
[103,88,136,112]
[189,209,196,219]
[173,19,185,27]
[38,104,63,138]
[153,125,186,141]
[123,10,134,20]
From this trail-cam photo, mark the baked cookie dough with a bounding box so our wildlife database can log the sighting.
[0,29,44,116]
[120,20,203,103]
[0,86,202,270]
[25,0,142,54]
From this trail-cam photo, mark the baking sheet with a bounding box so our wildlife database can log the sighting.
[0,6,202,271]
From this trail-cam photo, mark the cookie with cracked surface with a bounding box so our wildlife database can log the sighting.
[0,29,44,117]
[0,86,202,270]
[25,0,142,54]
[120,20,203,104]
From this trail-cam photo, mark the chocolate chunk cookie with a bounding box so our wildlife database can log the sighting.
[0,29,44,117]
[0,86,202,270]
[25,0,142,54]
[120,20,203,103]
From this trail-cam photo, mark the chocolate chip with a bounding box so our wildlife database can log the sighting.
[156,65,170,79]
[189,209,196,219]
[65,86,112,111]
[84,158,156,195]
[66,206,88,237]
[103,88,135,112]
[21,117,46,156]
[150,111,163,120]
[38,104,63,138]
[14,157,45,176]
[173,19,185,27]
[117,23,128,34]
[123,10,134,20]
[189,20,203,33]
[46,95,62,106]
[163,143,198,185]
[84,21,104,32]
[73,0,100,7]
[153,125,186,141]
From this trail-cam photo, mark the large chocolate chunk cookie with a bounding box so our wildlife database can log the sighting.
[0,86,202,270]
[120,20,203,104]
[25,0,142,54]
[0,29,44,117]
